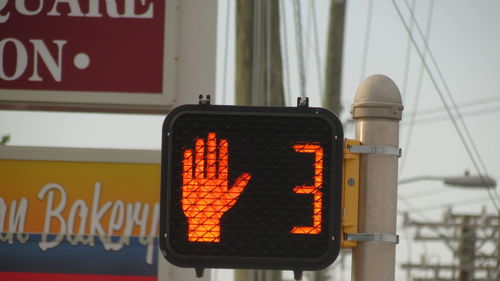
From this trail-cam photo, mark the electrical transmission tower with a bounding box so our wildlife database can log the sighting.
[401,209,499,281]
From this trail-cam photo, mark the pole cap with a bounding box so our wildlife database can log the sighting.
[351,74,404,120]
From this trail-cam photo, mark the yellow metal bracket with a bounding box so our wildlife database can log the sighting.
[341,138,361,249]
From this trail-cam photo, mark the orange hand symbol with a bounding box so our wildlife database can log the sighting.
[182,132,251,242]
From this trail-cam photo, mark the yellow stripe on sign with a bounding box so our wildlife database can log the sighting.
[0,160,160,236]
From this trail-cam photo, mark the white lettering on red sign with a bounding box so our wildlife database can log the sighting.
[0,38,66,82]
[0,0,161,90]
[0,0,154,22]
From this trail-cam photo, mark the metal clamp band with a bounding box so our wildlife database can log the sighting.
[346,233,399,244]
[349,145,401,157]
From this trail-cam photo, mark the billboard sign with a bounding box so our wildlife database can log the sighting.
[0,0,176,113]
[0,146,161,280]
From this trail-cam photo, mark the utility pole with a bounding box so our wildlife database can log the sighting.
[458,215,476,281]
[323,0,346,115]
[235,0,284,107]
[401,210,500,281]
[235,1,284,280]
[159,1,218,280]
[351,75,404,281]
[318,2,347,279]
[235,0,253,106]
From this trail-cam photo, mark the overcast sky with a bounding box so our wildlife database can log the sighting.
[1,0,500,280]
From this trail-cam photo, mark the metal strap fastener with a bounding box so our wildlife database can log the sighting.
[349,145,402,157]
[346,233,399,244]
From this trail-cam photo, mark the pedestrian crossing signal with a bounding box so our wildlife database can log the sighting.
[160,103,343,277]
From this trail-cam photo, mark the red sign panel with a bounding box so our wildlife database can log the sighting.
[0,0,173,113]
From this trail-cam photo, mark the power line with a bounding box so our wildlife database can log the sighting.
[360,0,375,81]
[400,0,417,103]
[293,0,306,98]
[402,211,500,280]
[402,226,414,281]
[400,0,500,206]
[304,0,311,87]
[401,106,500,126]
[399,0,434,175]
[396,202,457,252]
[266,0,271,106]
[397,194,465,261]
[279,0,292,106]
[401,104,500,127]
[401,187,452,200]
[398,195,434,222]
[406,196,496,213]
[221,0,231,105]
[311,0,324,98]
[405,94,500,118]
[391,0,500,211]
[251,0,263,105]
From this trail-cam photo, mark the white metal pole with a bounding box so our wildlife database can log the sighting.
[158,0,218,280]
[351,74,403,281]
[174,0,218,106]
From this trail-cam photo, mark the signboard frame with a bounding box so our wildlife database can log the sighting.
[0,145,162,279]
[159,104,344,272]
[0,145,160,163]
[0,0,178,114]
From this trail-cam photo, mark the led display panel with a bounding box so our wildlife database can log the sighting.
[160,104,343,272]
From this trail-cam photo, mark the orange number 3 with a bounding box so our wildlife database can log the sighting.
[291,143,323,235]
